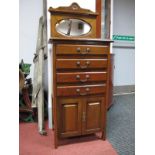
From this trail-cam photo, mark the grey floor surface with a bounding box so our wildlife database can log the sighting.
[107,94,135,155]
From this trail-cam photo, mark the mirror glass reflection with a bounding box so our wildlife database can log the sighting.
[56,19,91,36]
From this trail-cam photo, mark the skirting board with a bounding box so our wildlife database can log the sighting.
[113,85,135,95]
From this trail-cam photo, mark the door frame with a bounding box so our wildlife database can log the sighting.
[96,0,112,39]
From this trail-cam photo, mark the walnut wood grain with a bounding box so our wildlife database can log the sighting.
[49,37,113,44]
[56,59,108,70]
[56,44,109,55]
[57,72,107,83]
[57,84,106,97]
[58,98,82,138]
[48,3,98,16]
[82,96,105,134]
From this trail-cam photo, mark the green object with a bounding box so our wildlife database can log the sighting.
[21,63,31,74]
[23,114,34,122]
[113,35,135,41]
[19,98,25,107]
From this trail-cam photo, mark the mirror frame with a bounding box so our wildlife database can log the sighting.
[48,3,98,38]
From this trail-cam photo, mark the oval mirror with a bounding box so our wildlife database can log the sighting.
[56,19,91,36]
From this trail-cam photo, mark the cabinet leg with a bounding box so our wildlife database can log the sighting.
[55,143,58,149]
[102,130,106,140]
[54,133,58,148]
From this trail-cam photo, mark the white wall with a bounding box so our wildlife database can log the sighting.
[113,0,135,36]
[48,0,95,11]
[19,0,42,78]
[113,0,135,86]
[113,48,135,85]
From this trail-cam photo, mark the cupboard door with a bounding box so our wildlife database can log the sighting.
[58,98,82,138]
[83,97,105,134]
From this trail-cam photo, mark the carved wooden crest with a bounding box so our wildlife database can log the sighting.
[48,2,98,16]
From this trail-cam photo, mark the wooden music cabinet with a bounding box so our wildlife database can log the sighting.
[48,3,113,148]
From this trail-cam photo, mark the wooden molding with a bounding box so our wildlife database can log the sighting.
[49,2,98,16]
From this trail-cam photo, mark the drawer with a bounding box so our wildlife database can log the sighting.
[57,84,106,97]
[57,72,107,83]
[56,59,108,69]
[56,44,109,55]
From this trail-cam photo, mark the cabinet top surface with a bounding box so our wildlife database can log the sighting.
[49,37,113,44]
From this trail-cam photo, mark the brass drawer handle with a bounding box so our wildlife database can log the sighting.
[86,61,90,65]
[76,75,80,79]
[76,88,80,93]
[76,88,90,96]
[76,47,90,54]
[76,61,90,69]
[76,74,90,82]
[85,87,90,92]
[76,61,81,65]
[76,47,81,53]
[86,74,90,79]
[86,48,90,53]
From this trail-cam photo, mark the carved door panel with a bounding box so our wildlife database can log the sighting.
[58,98,82,138]
[82,96,105,134]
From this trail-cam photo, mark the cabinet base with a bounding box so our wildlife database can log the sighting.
[54,131,106,148]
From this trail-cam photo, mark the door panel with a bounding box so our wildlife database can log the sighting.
[58,98,82,138]
[86,102,101,129]
[83,96,105,134]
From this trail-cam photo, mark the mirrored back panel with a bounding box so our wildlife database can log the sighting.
[49,3,98,38]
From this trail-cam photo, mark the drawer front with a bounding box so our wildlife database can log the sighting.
[56,44,109,55]
[57,84,106,97]
[57,72,107,83]
[56,59,108,69]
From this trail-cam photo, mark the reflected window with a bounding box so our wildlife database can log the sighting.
[56,19,91,37]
